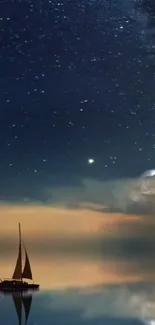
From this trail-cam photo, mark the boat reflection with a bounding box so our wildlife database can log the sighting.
[0,290,36,325]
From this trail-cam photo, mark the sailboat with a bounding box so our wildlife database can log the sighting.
[0,223,39,291]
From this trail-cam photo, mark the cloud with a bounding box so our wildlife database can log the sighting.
[44,175,155,216]
[2,169,155,217]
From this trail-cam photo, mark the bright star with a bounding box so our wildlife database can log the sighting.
[88,158,95,164]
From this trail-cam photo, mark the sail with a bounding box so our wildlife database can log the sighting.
[22,295,32,324]
[12,223,22,280]
[22,247,33,280]
[12,295,22,325]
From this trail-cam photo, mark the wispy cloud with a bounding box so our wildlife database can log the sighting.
[44,175,155,216]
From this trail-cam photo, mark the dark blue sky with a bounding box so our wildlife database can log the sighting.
[0,0,155,200]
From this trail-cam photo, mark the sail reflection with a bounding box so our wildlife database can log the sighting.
[0,291,34,325]
[13,294,32,325]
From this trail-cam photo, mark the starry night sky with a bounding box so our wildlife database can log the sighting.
[1,0,155,201]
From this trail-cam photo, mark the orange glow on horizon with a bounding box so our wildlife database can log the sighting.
[0,255,149,290]
[0,202,146,238]
[0,202,153,290]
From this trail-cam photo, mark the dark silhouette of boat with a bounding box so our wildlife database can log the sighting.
[0,223,39,292]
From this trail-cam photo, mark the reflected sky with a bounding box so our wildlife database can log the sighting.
[0,282,154,325]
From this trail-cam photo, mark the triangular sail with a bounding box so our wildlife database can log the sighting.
[22,295,32,324]
[12,223,22,280]
[22,247,33,280]
[12,294,22,325]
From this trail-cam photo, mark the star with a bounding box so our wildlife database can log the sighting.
[88,158,95,165]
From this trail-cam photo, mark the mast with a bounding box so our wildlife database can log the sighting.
[19,223,22,281]
[12,223,22,281]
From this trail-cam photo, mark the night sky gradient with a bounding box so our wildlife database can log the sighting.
[0,0,155,199]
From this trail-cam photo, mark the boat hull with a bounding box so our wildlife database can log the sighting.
[0,280,39,292]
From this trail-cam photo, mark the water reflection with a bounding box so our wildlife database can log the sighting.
[13,293,32,325]
[1,281,155,325]
[43,282,155,322]
[0,291,34,325]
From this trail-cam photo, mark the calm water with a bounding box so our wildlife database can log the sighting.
[0,256,154,325]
